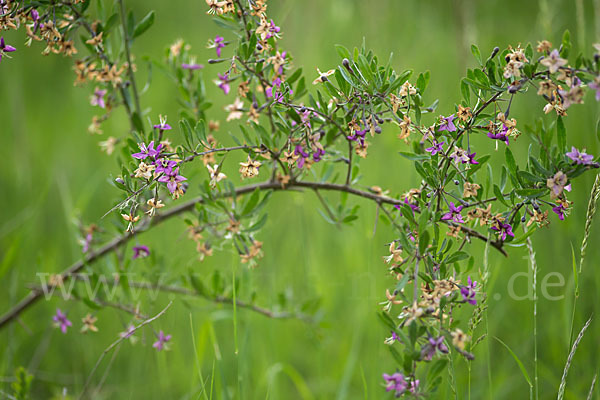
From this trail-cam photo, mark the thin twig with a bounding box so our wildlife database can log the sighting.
[77,302,172,400]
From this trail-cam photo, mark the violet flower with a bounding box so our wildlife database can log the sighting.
[182,62,204,70]
[0,37,16,62]
[409,380,420,395]
[300,109,312,128]
[153,115,172,131]
[213,35,226,57]
[460,276,477,305]
[132,141,163,160]
[53,309,72,334]
[426,141,444,155]
[155,159,178,175]
[132,245,150,259]
[552,203,567,220]
[383,372,408,397]
[487,125,510,145]
[441,202,465,223]
[266,20,281,39]
[90,88,107,108]
[346,128,367,145]
[31,9,40,23]
[421,336,449,360]
[566,146,595,165]
[278,51,287,75]
[120,324,136,339]
[153,330,171,351]
[294,145,309,168]
[396,197,420,213]
[438,114,457,132]
[158,167,187,193]
[216,73,230,95]
[312,148,325,162]
[589,79,600,101]
[492,222,514,241]
[81,232,93,253]
[465,152,479,165]
[266,77,282,98]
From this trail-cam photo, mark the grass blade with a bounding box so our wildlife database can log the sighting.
[586,374,597,400]
[557,315,593,400]
[494,337,532,388]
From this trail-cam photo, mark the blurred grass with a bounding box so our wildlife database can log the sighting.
[1,0,600,398]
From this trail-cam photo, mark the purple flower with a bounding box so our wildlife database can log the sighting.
[154,159,178,175]
[265,77,282,98]
[215,73,230,95]
[346,128,367,145]
[153,115,172,131]
[294,145,309,168]
[395,197,420,214]
[158,167,187,193]
[441,202,465,223]
[312,148,325,162]
[460,276,477,305]
[214,35,226,57]
[383,372,408,397]
[465,152,479,165]
[408,379,420,395]
[421,336,449,360]
[132,141,163,160]
[132,245,150,259]
[487,125,510,145]
[81,232,93,253]
[426,141,444,155]
[0,37,16,62]
[492,222,514,241]
[153,330,171,351]
[438,114,457,132]
[300,109,312,128]
[120,324,136,339]
[182,62,204,70]
[552,203,567,220]
[589,79,600,101]
[31,9,40,22]
[266,20,281,39]
[566,146,595,165]
[278,51,287,75]
[90,88,107,108]
[53,309,72,334]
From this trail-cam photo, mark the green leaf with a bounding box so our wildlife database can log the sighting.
[445,251,469,264]
[494,337,533,387]
[398,152,430,161]
[334,44,352,60]
[461,79,471,104]
[505,147,517,177]
[494,185,509,206]
[133,10,155,39]
[471,44,482,65]
[242,188,261,216]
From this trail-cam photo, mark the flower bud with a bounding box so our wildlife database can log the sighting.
[342,58,353,73]
[454,179,459,185]
[491,46,500,59]
[374,126,382,134]
[521,215,527,223]
[115,178,125,185]
[508,82,522,93]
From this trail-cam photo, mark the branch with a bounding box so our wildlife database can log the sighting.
[0,179,505,330]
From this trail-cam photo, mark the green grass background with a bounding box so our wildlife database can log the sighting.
[1,0,600,398]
